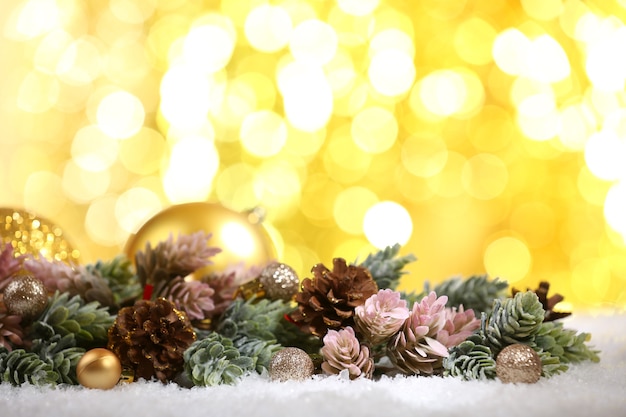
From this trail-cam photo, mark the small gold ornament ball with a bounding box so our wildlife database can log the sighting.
[259,262,300,301]
[3,275,48,320]
[76,348,122,390]
[496,344,542,384]
[269,347,314,382]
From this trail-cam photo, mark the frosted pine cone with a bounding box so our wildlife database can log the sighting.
[388,292,450,376]
[202,271,238,317]
[0,244,24,291]
[135,232,221,290]
[107,298,196,382]
[354,289,409,345]
[24,257,114,308]
[157,276,215,320]
[289,258,378,337]
[437,305,480,348]
[321,326,373,379]
[0,302,24,351]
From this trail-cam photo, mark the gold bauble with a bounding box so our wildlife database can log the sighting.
[268,347,314,382]
[0,208,80,263]
[2,275,48,320]
[124,202,276,277]
[76,348,122,389]
[496,344,542,384]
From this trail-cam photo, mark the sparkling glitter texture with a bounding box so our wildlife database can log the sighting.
[269,347,315,382]
[259,262,300,301]
[0,209,80,263]
[3,275,49,320]
[496,344,542,384]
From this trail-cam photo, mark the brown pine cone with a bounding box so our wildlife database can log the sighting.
[289,258,378,337]
[107,298,196,382]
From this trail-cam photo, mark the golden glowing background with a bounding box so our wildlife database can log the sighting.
[1,0,626,309]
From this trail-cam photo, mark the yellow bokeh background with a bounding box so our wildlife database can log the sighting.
[1,0,626,310]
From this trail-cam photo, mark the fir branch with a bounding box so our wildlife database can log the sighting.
[358,244,417,290]
[485,291,545,355]
[537,350,568,377]
[443,333,496,380]
[29,291,115,348]
[183,332,256,386]
[534,321,600,364]
[233,336,282,374]
[215,297,293,342]
[273,318,324,355]
[432,275,508,314]
[0,348,59,386]
[31,334,85,384]
[86,255,141,307]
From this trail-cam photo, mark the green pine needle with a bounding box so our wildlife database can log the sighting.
[215,297,294,342]
[535,321,600,364]
[443,333,497,380]
[358,243,417,290]
[432,275,508,314]
[30,291,115,348]
[233,336,282,374]
[0,348,59,386]
[485,291,545,355]
[31,334,85,385]
[86,255,142,306]
[183,332,256,386]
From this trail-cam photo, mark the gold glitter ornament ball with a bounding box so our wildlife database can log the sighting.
[239,262,300,301]
[0,208,80,263]
[269,347,314,382]
[2,275,48,320]
[259,262,299,301]
[496,344,542,384]
[76,348,122,390]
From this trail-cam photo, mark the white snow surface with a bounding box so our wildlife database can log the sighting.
[1,312,624,417]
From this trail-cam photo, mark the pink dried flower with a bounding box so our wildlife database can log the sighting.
[388,291,450,376]
[159,277,215,320]
[23,257,114,307]
[321,326,373,379]
[354,289,409,345]
[0,302,24,351]
[0,244,24,291]
[161,232,222,273]
[437,305,480,348]
[202,271,238,317]
[220,260,272,286]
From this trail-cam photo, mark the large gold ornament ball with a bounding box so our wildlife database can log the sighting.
[496,344,542,384]
[3,275,48,320]
[125,202,276,277]
[0,208,80,263]
[76,348,122,390]
[269,347,314,382]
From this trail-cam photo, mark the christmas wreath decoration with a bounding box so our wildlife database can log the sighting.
[0,231,600,388]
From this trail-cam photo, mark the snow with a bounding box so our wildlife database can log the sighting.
[1,312,624,417]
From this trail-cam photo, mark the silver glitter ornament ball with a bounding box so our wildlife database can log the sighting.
[3,275,48,320]
[259,262,299,301]
[496,344,542,383]
[269,347,314,382]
